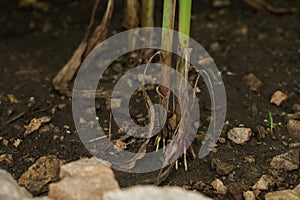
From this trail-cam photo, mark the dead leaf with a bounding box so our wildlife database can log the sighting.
[0,154,13,165]
[52,0,113,94]
[114,140,127,151]
[13,139,22,148]
[234,26,248,36]
[24,116,51,136]
[7,94,19,104]
[2,139,9,146]
[244,0,296,14]
[168,114,177,130]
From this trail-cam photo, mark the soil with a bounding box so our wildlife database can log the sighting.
[0,0,299,199]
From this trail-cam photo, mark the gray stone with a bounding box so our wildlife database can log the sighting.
[0,169,32,200]
[227,127,252,144]
[252,175,274,190]
[211,179,227,195]
[265,189,300,200]
[270,149,299,171]
[265,183,300,199]
[103,185,213,200]
[243,191,256,200]
[287,120,300,137]
[48,157,119,200]
[212,158,235,175]
[228,182,248,200]
[255,125,267,140]
[243,73,263,92]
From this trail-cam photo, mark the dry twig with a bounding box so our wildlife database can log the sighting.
[52,0,114,94]
[244,0,296,14]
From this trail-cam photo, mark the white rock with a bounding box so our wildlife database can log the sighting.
[103,185,213,200]
[49,157,119,200]
[0,169,32,200]
[227,127,252,144]
[243,191,256,200]
[252,175,274,190]
[211,179,227,195]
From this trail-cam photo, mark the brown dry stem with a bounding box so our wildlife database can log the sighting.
[244,0,296,14]
[52,0,114,95]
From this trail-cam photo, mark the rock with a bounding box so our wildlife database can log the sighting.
[103,185,213,200]
[250,104,258,116]
[218,137,226,144]
[292,104,300,112]
[27,197,53,200]
[270,149,299,171]
[286,112,300,120]
[243,191,256,200]
[194,181,205,191]
[0,154,13,165]
[265,186,300,200]
[235,26,248,36]
[289,142,300,149]
[287,120,300,137]
[18,0,50,12]
[252,175,274,190]
[270,91,288,106]
[255,125,268,140]
[212,158,235,175]
[209,42,221,52]
[212,0,231,8]
[211,179,227,195]
[243,73,263,92]
[227,127,252,144]
[18,155,65,195]
[49,157,119,200]
[244,155,255,163]
[0,169,32,200]
[228,182,248,200]
[112,63,123,73]
[294,183,300,193]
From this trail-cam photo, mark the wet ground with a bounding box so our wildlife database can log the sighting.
[0,0,299,199]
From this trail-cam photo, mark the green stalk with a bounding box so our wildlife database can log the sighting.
[268,111,274,135]
[178,0,192,74]
[141,0,154,54]
[124,0,139,29]
[154,0,176,151]
[176,0,192,117]
[177,0,192,171]
[141,0,154,27]
[160,0,176,101]
[159,0,176,141]
[124,0,139,50]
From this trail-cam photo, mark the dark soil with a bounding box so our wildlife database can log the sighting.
[0,0,299,199]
